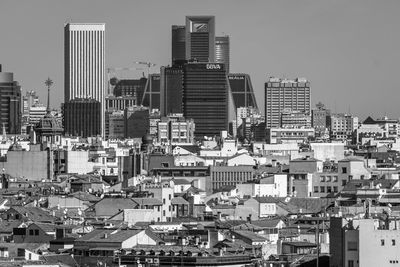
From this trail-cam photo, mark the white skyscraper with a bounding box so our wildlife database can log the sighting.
[64,23,105,136]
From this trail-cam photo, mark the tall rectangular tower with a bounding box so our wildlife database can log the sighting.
[171,25,186,65]
[264,77,311,129]
[185,16,215,62]
[64,23,105,137]
[0,67,21,134]
[183,62,228,137]
[215,36,230,73]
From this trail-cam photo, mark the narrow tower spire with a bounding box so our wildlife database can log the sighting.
[45,77,53,113]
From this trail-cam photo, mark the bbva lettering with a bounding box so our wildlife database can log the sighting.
[206,64,221,70]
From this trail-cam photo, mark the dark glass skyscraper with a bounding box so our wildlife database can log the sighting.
[215,36,230,73]
[142,74,160,111]
[171,25,186,65]
[63,98,101,137]
[0,65,21,134]
[228,73,258,111]
[160,65,184,116]
[183,62,228,137]
[185,16,215,62]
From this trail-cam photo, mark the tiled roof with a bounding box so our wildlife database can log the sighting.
[251,218,284,228]
[69,191,101,202]
[40,253,78,267]
[171,197,189,205]
[31,222,57,233]
[77,229,143,243]
[0,221,22,233]
[132,198,163,206]
[94,197,138,210]
[0,242,49,258]
[9,206,56,222]
[283,241,317,247]
[233,230,268,242]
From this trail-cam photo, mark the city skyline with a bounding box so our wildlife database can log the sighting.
[1,0,400,120]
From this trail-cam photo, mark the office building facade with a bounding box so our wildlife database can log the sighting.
[125,106,150,138]
[63,98,101,137]
[228,73,258,111]
[64,23,105,136]
[185,16,215,62]
[312,102,331,137]
[0,66,21,134]
[215,36,230,73]
[183,62,228,137]
[113,78,147,100]
[280,108,312,128]
[160,66,184,116]
[142,74,161,111]
[171,25,186,65]
[265,77,311,129]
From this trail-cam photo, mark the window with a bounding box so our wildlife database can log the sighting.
[169,194,171,200]
[34,229,39,236]
[161,162,169,167]
[29,229,34,236]
[168,206,171,212]
[347,241,357,251]
[320,176,325,182]
[342,180,347,186]
[327,186,332,193]
[348,260,354,267]
[333,186,338,193]
[360,175,365,180]
[333,176,338,182]
[163,198,165,204]
[342,167,347,174]
[320,186,325,193]
[314,186,319,193]
[381,239,385,246]
[163,210,165,216]
[326,176,332,182]
[392,239,396,246]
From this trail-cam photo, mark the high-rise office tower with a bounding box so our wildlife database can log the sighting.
[64,23,105,136]
[185,16,215,62]
[160,65,184,116]
[142,74,161,111]
[183,62,228,137]
[0,65,21,134]
[312,102,331,137]
[172,25,186,65]
[215,36,230,73]
[228,73,258,111]
[63,98,101,137]
[264,77,311,129]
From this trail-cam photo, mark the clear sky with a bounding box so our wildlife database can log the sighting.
[1,0,400,120]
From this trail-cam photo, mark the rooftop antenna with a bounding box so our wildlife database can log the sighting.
[45,77,53,113]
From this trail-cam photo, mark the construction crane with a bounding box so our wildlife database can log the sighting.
[106,67,143,95]
[134,61,157,77]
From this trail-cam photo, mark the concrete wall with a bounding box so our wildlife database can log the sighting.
[66,150,94,174]
[359,219,400,267]
[2,150,48,181]
[123,209,161,226]
[310,142,345,162]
